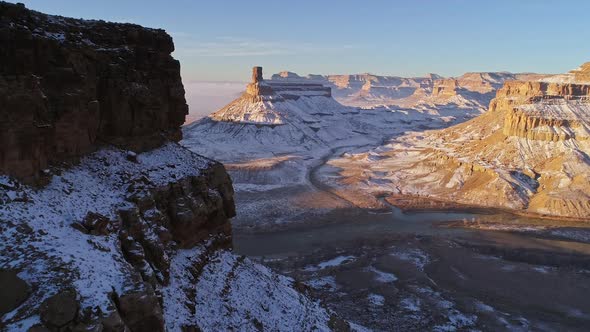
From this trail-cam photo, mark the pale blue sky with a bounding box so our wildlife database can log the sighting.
[11,0,590,81]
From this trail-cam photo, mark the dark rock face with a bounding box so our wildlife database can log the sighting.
[0,4,240,331]
[39,289,78,329]
[116,288,165,332]
[0,2,188,180]
[252,66,263,82]
[120,162,235,284]
[0,270,29,316]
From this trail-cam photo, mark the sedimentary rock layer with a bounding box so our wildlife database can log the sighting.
[331,63,590,219]
[0,2,188,179]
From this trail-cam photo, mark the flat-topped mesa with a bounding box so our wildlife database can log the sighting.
[267,81,332,99]
[208,66,336,125]
[271,71,302,80]
[431,72,522,98]
[431,79,460,97]
[489,68,590,141]
[243,66,331,102]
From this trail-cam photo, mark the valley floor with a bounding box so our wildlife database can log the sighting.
[230,163,590,331]
[181,84,590,330]
[209,137,590,331]
[186,132,590,331]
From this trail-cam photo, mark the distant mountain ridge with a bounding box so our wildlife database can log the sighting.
[271,70,552,109]
[182,66,505,169]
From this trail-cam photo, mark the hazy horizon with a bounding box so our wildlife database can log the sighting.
[10,0,590,82]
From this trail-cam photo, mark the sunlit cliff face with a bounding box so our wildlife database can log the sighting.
[329,63,590,220]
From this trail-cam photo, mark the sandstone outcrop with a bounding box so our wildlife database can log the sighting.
[542,62,590,84]
[209,67,333,125]
[331,63,590,220]
[0,1,188,180]
[431,79,460,98]
[491,80,590,141]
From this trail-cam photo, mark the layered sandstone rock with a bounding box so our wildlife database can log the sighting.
[0,2,188,180]
[431,79,460,98]
[210,67,333,125]
[493,81,590,141]
[429,72,542,99]
[331,63,590,220]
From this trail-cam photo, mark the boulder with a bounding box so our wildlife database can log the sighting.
[0,270,29,315]
[39,289,78,328]
[117,289,164,332]
[82,212,112,235]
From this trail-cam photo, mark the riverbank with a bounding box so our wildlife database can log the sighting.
[385,194,590,223]
[233,203,590,331]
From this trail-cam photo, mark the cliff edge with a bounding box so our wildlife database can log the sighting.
[0,3,343,331]
[0,2,188,180]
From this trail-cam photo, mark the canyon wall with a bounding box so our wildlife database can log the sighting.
[332,63,590,220]
[0,2,188,180]
[492,81,590,141]
[0,3,247,331]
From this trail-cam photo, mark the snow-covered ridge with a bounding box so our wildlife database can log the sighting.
[0,142,343,331]
[539,62,590,84]
[165,249,340,331]
[0,143,244,330]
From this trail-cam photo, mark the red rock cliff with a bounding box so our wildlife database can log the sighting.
[0,2,188,179]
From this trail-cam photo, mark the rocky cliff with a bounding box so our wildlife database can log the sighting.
[0,4,343,332]
[330,63,590,220]
[0,2,188,180]
[492,81,590,141]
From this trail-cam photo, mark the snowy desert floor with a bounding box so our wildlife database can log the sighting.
[222,143,590,331]
[181,100,590,331]
[232,188,590,331]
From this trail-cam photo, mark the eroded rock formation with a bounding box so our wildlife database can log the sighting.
[0,2,188,180]
[331,63,590,220]
[210,66,333,124]
[493,81,590,141]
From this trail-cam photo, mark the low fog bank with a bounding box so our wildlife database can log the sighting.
[184,81,245,124]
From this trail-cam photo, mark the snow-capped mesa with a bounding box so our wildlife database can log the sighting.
[329,62,590,220]
[182,66,502,165]
[271,71,442,107]
[182,66,390,162]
